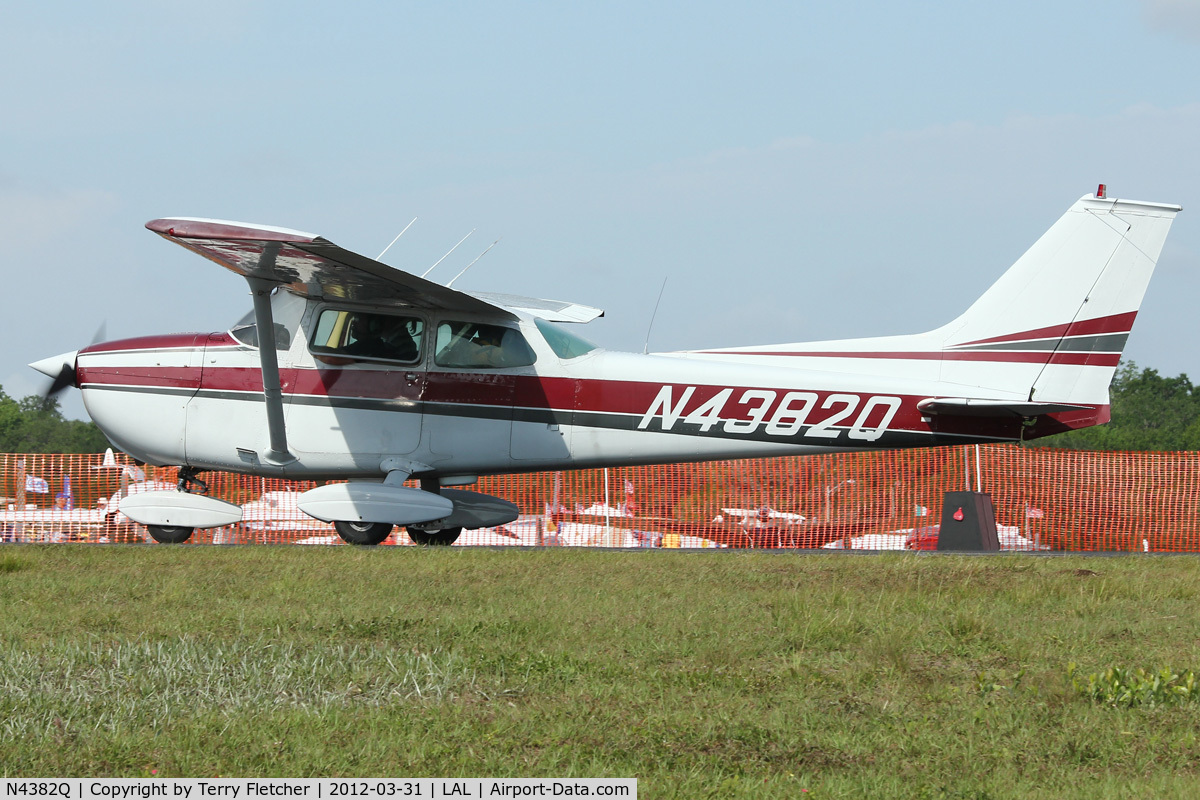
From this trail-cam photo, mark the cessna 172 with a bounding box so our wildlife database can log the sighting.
[29,188,1181,545]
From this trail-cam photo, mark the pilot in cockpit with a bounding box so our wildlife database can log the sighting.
[342,315,418,361]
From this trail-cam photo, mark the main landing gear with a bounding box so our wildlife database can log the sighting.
[329,476,463,547]
[403,478,462,545]
[329,521,463,546]
[406,525,463,547]
[333,521,394,546]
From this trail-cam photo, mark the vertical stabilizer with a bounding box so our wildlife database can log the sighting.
[934,193,1180,406]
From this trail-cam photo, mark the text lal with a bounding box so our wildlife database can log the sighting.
[441,783,595,796]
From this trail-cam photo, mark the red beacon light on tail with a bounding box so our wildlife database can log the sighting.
[1097,183,1107,199]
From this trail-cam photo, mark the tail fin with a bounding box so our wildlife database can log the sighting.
[934,192,1180,407]
[690,191,1180,433]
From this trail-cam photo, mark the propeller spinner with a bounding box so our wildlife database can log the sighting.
[29,350,80,400]
[28,323,105,403]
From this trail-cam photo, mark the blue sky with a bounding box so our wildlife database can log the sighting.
[3,1,1199,418]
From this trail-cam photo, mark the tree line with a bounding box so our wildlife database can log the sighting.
[2,362,1199,454]
[0,388,110,454]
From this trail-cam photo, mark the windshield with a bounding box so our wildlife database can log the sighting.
[535,318,599,359]
[230,289,307,350]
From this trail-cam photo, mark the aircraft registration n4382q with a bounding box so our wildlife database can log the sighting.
[29,188,1182,545]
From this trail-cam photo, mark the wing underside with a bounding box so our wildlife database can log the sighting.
[148,217,604,323]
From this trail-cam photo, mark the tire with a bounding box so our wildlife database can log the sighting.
[333,520,394,546]
[406,526,463,546]
[147,525,194,544]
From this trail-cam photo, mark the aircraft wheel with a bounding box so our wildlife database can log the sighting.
[147,525,194,544]
[333,520,394,546]
[406,526,463,546]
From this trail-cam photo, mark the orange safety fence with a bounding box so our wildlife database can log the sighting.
[2,446,1199,551]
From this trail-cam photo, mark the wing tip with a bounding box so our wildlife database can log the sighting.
[145,217,319,242]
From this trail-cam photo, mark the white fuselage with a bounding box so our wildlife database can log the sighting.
[77,297,1042,483]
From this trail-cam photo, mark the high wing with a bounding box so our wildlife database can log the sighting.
[147,218,604,322]
[146,217,509,316]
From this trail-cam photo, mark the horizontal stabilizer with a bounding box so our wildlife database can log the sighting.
[916,397,1090,418]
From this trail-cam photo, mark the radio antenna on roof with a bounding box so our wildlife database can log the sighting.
[447,238,501,288]
[422,230,475,278]
[375,217,417,262]
[643,276,669,354]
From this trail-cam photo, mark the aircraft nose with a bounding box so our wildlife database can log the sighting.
[29,350,78,381]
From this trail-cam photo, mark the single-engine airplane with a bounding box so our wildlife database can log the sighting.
[30,187,1181,545]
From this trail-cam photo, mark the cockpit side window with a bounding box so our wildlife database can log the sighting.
[434,321,536,369]
[309,309,424,363]
[229,289,306,350]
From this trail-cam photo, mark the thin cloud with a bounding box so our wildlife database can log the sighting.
[1142,0,1200,42]
[0,187,118,246]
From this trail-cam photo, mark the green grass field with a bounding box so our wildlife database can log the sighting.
[1,545,1199,798]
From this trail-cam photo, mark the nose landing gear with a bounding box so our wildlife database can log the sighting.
[145,466,211,544]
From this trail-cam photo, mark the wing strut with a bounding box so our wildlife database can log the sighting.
[245,249,295,465]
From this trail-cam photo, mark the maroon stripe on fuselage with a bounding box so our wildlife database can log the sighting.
[513,375,578,409]
[288,368,416,399]
[76,366,204,391]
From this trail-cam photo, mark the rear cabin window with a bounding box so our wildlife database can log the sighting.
[434,321,536,369]
[534,318,599,359]
[309,309,424,363]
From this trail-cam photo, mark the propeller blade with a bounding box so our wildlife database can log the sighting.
[46,363,76,396]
